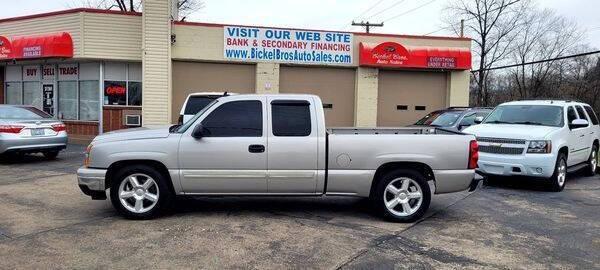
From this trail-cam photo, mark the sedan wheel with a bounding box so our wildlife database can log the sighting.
[118,173,160,214]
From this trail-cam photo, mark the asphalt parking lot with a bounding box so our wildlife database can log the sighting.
[0,144,599,269]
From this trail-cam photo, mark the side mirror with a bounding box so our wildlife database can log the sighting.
[474,116,484,124]
[192,124,205,139]
[569,119,589,129]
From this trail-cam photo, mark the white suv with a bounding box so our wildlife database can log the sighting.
[463,100,599,191]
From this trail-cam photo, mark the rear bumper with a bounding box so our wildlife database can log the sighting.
[0,133,68,154]
[77,167,107,199]
[433,169,476,194]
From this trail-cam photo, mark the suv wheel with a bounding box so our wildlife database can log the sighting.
[109,165,173,219]
[549,153,567,192]
[584,145,598,177]
[373,169,431,222]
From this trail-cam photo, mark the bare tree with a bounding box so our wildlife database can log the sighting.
[68,0,203,20]
[509,8,583,99]
[444,0,530,106]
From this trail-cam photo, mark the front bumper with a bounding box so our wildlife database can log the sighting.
[77,167,108,200]
[477,152,555,178]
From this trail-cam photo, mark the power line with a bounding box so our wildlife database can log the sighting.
[341,0,386,30]
[471,50,600,73]
[383,0,438,22]
[365,0,406,21]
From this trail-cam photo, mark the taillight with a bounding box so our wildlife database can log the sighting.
[52,123,67,132]
[468,140,479,169]
[0,125,25,134]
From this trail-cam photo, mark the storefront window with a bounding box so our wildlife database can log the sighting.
[58,81,78,120]
[5,82,22,105]
[79,81,100,121]
[23,81,42,110]
[128,82,142,106]
[104,81,127,106]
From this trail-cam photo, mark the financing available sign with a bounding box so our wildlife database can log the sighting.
[224,26,353,65]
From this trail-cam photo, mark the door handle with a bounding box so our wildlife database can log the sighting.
[248,144,265,153]
[580,134,585,137]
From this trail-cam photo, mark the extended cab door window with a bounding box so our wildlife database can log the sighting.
[267,99,318,194]
[201,100,263,137]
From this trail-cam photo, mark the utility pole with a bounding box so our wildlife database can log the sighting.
[352,21,384,33]
[460,19,465,37]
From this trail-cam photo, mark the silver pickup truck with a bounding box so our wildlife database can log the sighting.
[78,94,480,222]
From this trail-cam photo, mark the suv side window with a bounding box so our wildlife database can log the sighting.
[584,106,599,125]
[576,105,589,121]
[201,100,262,137]
[567,106,578,123]
[271,100,311,136]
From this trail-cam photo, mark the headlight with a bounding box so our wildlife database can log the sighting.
[527,140,551,153]
[84,144,93,167]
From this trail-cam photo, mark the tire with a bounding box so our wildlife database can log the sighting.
[548,153,567,192]
[372,169,431,223]
[43,151,59,159]
[584,145,598,177]
[109,165,173,219]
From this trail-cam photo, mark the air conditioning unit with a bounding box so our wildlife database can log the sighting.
[124,114,141,127]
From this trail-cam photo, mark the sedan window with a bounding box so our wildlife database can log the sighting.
[0,106,51,119]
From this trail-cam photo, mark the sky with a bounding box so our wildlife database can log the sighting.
[1,0,599,48]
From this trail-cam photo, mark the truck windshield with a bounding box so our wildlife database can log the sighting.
[415,111,462,127]
[483,105,564,127]
[175,99,219,133]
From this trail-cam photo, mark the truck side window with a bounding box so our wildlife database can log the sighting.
[584,106,599,125]
[201,100,262,137]
[575,106,589,122]
[567,106,578,123]
[271,100,311,136]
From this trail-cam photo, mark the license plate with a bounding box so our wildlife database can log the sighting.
[31,129,45,136]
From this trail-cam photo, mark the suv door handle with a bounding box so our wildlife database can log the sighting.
[248,144,265,153]
[580,134,585,138]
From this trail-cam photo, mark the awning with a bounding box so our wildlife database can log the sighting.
[359,42,471,70]
[0,32,73,60]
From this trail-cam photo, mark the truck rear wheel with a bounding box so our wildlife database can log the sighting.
[373,169,431,222]
[109,165,173,219]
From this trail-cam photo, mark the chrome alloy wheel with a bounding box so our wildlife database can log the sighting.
[118,173,159,214]
[557,159,567,187]
[591,150,598,173]
[383,177,423,217]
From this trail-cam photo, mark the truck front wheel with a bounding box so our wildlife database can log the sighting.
[109,165,173,219]
[373,169,431,222]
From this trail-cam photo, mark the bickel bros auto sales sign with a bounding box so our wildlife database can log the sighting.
[224,26,353,65]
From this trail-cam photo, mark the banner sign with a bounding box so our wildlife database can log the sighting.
[224,26,353,65]
[359,42,471,70]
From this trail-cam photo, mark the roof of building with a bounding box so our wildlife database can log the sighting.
[0,8,472,42]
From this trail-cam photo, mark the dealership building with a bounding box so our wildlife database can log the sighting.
[0,1,472,141]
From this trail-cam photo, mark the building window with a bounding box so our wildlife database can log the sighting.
[5,82,22,105]
[23,81,42,110]
[79,81,100,121]
[103,62,142,106]
[104,81,127,105]
[58,81,78,120]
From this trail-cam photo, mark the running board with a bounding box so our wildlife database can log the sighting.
[567,163,588,173]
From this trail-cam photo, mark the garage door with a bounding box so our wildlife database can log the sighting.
[280,66,355,127]
[171,61,256,123]
[377,70,447,127]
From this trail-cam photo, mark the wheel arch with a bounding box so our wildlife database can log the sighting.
[369,161,434,198]
[105,160,176,195]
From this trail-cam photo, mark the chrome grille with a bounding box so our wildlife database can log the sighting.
[477,137,526,145]
[479,145,524,155]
